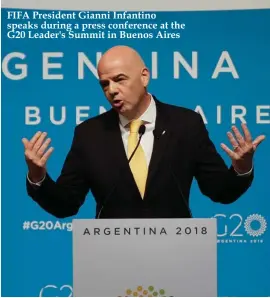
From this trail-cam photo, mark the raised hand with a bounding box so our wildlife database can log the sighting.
[221,123,266,174]
[22,131,54,183]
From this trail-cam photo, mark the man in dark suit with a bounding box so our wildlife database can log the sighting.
[23,45,265,219]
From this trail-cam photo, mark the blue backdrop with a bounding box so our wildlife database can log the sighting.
[2,7,270,297]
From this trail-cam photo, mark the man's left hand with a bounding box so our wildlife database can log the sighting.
[221,123,266,174]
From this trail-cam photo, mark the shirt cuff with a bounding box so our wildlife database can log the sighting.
[27,172,46,186]
[234,165,253,176]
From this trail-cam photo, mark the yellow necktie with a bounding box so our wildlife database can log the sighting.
[127,119,148,198]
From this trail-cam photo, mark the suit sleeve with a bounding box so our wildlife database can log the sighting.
[26,126,90,218]
[193,114,254,204]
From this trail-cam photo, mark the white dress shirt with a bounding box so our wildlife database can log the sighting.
[118,95,156,167]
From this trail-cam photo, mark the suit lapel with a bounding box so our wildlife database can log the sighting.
[144,97,171,198]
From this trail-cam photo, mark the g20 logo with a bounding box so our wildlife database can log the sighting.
[39,285,73,297]
[213,213,267,237]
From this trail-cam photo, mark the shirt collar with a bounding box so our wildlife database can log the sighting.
[119,94,156,128]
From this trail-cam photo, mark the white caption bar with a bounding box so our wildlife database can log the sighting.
[1,0,270,11]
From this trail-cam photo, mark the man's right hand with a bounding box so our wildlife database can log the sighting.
[22,131,54,183]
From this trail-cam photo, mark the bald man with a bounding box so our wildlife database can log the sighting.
[23,45,264,218]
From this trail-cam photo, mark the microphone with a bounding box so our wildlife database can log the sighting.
[128,124,146,163]
[96,124,146,219]
[169,165,193,218]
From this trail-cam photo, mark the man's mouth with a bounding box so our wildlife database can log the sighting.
[112,99,123,108]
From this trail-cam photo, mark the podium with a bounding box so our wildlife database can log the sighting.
[72,218,217,297]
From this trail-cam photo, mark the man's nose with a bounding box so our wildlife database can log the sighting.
[108,82,118,95]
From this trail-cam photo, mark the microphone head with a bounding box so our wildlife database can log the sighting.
[139,124,146,135]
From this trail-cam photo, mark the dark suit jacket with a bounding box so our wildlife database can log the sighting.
[26,96,254,218]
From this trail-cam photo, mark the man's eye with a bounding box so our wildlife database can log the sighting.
[101,83,108,89]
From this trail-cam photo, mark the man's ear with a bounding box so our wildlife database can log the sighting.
[141,67,150,87]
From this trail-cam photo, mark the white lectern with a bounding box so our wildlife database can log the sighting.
[72,218,217,297]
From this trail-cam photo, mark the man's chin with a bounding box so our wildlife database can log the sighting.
[112,104,134,119]
[115,104,128,115]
